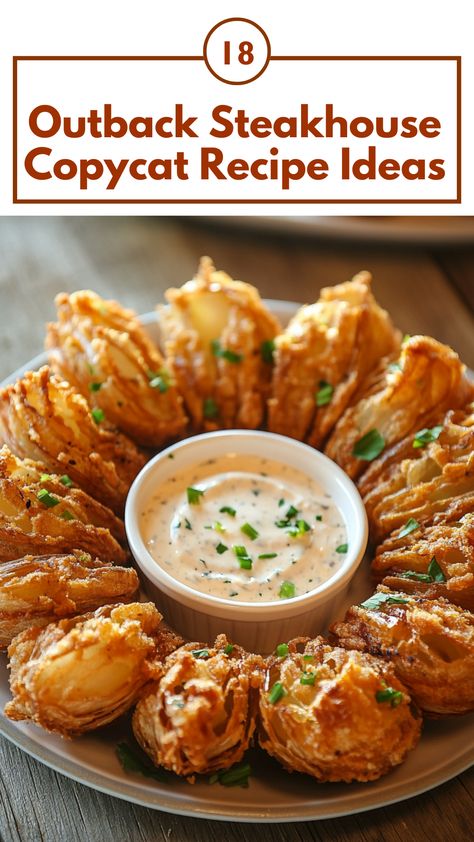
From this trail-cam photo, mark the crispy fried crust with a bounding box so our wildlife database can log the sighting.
[361,405,474,542]
[268,272,401,446]
[132,635,264,778]
[158,257,281,431]
[0,552,139,648]
[258,636,421,782]
[5,602,165,737]
[331,587,474,715]
[0,446,127,564]
[372,515,474,610]
[46,290,187,448]
[0,367,146,515]
[324,336,474,480]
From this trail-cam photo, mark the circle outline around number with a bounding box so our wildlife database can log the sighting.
[203,17,271,86]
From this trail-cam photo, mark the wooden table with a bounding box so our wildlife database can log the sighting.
[0,216,473,842]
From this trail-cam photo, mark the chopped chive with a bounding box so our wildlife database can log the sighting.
[39,473,53,483]
[428,556,446,583]
[360,592,408,611]
[412,425,443,449]
[240,522,259,541]
[59,474,73,488]
[116,742,171,783]
[187,487,204,505]
[233,545,253,570]
[203,397,219,419]
[278,498,285,507]
[216,542,228,555]
[258,552,278,559]
[59,509,75,521]
[224,644,234,655]
[375,685,404,707]
[261,339,276,365]
[315,515,322,522]
[398,518,420,538]
[91,407,105,424]
[213,521,226,533]
[300,672,316,686]
[352,429,385,461]
[89,381,103,393]
[275,643,289,658]
[219,506,236,518]
[37,489,60,508]
[268,682,286,704]
[285,505,298,520]
[336,543,348,554]
[402,334,411,345]
[303,654,314,661]
[211,339,242,364]
[279,580,296,599]
[315,380,334,407]
[184,518,192,530]
[191,648,210,659]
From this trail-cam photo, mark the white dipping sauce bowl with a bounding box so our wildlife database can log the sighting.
[125,430,368,654]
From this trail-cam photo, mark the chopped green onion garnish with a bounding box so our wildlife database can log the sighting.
[288,519,310,538]
[300,672,316,686]
[428,556,446,582]
[89,381,103,392]
[203,397,219,419]
[303,654,314,661]
[216,542,228,555]
[375,685,403,707]
[352,429,385,461]
[213,521,226,533]
[59,510,75,521]
[240,523,259,541]
[187,487,204,505]
[37,489,60,508]
[39,473,53,483]
[59,474,73,488]
[285,505,298,520]
[211,339,242,364]
[91,407,105,424]
[184,518,192,530]
[191,648,210,659]
[360,592,408,611]
[258,552,278,559]
[315,380,334,407]
[398,518,420,538]
[224,644,234,655]
[279,581,296,599]
[278,498,285,507]
[336,543,348,553]
[412,425,443,449]
[233,545,253,570]
[147,368,171,393]
[268,682,286,704]
[276,643,289,658]
[219,506,236,517]
[315,515,322,522]
[402,334,411,345]
[261,339,276,365]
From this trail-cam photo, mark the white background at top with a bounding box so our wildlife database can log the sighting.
[0,0,472,215]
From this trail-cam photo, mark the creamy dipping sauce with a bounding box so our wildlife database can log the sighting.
[141,453,347,602]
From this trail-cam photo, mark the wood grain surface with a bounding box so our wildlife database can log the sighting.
[0,216,472,842]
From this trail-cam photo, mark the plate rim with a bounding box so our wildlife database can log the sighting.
[0,299,473,822]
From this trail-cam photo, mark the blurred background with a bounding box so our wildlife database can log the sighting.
[0,215,473,382]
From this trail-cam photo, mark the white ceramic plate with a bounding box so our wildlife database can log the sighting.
[0,301,473,823]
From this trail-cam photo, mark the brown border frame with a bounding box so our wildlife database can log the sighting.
[12,55,461,204]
